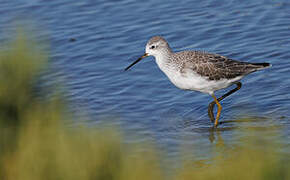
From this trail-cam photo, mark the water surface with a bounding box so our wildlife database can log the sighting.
[1,0,290,164]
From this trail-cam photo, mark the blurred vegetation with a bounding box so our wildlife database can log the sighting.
[0,33,289,180]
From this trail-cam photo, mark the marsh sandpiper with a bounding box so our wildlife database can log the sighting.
[125,36,271,127]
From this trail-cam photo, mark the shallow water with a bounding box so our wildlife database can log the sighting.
[1,0,290,163]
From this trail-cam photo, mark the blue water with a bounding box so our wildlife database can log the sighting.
[1,0,290,163]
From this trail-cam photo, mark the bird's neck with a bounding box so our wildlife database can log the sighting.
[154,50,174,71]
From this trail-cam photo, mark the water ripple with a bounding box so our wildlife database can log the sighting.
[1,0,290,161]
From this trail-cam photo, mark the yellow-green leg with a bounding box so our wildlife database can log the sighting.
[211,94,222,127]
[208,82,242,124]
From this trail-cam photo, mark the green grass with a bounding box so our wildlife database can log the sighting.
[0,33,289,180]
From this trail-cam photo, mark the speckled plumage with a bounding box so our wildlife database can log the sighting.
[170,50,269,81]
[147,36,270,81]
[127,36,271,94]
[125,36,271,127]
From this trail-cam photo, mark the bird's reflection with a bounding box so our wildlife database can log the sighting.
[190,116,281,143]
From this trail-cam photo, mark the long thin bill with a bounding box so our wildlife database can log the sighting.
[124,53,148,71]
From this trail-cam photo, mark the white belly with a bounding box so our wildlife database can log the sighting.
[162,68,242,94]
[154,55,242,94]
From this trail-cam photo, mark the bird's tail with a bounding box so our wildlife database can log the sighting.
[251,63,272,70]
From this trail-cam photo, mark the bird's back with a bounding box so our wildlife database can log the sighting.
[170,51,270,81]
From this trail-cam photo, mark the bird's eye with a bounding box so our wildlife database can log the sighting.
[150,45,156,49]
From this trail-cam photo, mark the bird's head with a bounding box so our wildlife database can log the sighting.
[125,36,171,71]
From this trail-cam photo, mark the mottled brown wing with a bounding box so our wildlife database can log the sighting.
[180,51,262,81]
